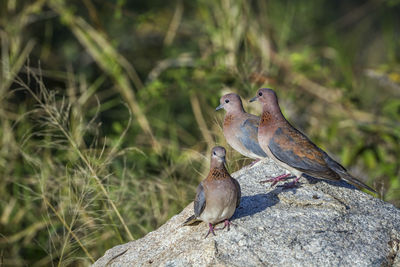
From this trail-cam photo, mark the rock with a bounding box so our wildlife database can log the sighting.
[93,159,400,267]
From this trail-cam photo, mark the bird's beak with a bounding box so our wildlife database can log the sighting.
[215,104,224,111]
[221,156,226,163]
[249,96,258,102]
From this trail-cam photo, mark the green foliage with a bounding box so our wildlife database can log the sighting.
[1,0,399,265]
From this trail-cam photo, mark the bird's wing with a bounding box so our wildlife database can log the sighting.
[268,126,340,180]
[194,182,206,217]
[232,178,241,208]
[238,116,267,157]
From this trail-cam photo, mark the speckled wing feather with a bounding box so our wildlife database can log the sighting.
[194,182,206,217]
[268,126,340,181]
[238,117,267,158]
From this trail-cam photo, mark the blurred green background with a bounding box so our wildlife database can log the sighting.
[1,0,400,265]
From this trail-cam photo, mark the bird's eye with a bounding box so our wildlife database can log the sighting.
[225,99,229,103]
[213,151,216,155]
[258,92,263,96]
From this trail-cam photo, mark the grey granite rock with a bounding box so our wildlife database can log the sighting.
[93,159,400,267]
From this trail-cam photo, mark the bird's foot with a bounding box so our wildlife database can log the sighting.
[215,219,233,231]
[260,173,291,186]
[278,177,300,189]
[205,223,216,238]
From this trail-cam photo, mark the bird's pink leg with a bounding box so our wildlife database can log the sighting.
[280,176,300,189]
[205,223,216,238]
[215,219,233,231]
[260,173,291,186]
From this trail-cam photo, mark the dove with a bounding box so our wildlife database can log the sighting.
[250,88,376,193]
[183,146,241,237]
[216,93,267,160]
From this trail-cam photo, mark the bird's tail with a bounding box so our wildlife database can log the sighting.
[341,173,377,194]
[182,215,199,226]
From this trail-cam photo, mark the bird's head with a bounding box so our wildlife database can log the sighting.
[249,88,278,105]
[211,146,226,165]
[215,93,244,113]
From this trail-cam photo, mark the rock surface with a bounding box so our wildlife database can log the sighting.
[93,159,400,267]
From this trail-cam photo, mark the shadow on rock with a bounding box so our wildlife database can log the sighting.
[232,188,281,220]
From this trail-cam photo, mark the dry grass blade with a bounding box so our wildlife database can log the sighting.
[42,196,95,263]
[0,221,48,245]
[48,0,161,153]
[15,69,134,241]
[0,32,35,98]
[163,0,184,46]
[190,94,214,149]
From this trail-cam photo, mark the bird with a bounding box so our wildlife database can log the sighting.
[183,146,241,238]
[249,88,376,193]
[216,93,267,161]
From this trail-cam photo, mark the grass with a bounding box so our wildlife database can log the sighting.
[1,0,399,265]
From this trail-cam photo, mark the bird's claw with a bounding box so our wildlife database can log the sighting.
[260,173,291,185]
[205,223,216,238]
[215,219,233,231]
